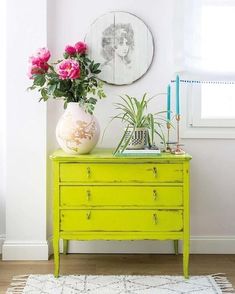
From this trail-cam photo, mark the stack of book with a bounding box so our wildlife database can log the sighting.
[115,149,161,157]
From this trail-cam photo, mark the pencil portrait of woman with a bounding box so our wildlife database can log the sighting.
[100,23,134,82]
[85,12,154,85]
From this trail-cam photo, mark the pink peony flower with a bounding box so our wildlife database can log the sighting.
[75,41,87,54]
[29,56,40,65]
[34,47,51,62]
[57,59,80,80]
[28,56,49,78]
[28,47,50,78]
[28,64,48,79]
[29,56,49,69]
[65,45,76,55]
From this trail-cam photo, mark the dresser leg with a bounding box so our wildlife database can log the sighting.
[53,238,60,278]
[173,240,178,255]
[63,239,68,255]
[183,239,189,279]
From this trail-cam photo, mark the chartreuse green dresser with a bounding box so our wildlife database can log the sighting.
[50,149,192,278]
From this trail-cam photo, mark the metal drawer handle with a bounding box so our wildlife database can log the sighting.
[153,213,158,224]
[153,167,157,178]
[86,211,91,220]
[86,190,91,201]
[87,167,91,178]
[153,190,158,200]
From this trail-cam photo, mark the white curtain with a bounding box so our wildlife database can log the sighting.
[173,0,235,81]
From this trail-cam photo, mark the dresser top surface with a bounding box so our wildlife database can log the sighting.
[50,148,192,162]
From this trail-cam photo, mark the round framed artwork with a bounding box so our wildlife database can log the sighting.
[85,11,154,85]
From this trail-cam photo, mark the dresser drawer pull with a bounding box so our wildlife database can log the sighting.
[153,190,158,200]
[87,167,91,178]
[86,211,91,220]
[153,213,158,224]
[153,167,157,178]
[86,190,91,201]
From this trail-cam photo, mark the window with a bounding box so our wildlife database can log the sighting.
[189,83,235,129]
[201,84,235,120]
[201,4,235,73]
[174,0,235,138]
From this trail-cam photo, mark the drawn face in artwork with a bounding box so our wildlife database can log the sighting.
[101,23,134,65]
[115,37,130,57]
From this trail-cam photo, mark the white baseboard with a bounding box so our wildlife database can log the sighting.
[2,240,49,260]
[0,234,5,254]
[2,236,235,259]
[52,236,235,255]
[190,236,235,254]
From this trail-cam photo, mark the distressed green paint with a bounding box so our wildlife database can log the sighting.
[60,209,183,232]
[60,231,184,240]
[50,148,192,278]
[60,186,183,207]
[174,240,179,255]
[59,163,183,183]
[183,160,190,278]
[52,161,60,278]
[63,240,68,255]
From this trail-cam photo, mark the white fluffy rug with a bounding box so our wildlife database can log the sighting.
[6,274,235,294]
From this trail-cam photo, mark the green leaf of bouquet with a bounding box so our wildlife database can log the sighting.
[53,89,65,97]
[89,60,94,71]
[63,52,69,59]
[93,63,100,70]
[41,88,48,101]
[58,80,72,92]
[33,75,46,87]
[63,100,68,109]
[27,85,36,91]
[88,97,97,104]
[48,84,57,95]
[90,77,98,87]
[84,57,91,63]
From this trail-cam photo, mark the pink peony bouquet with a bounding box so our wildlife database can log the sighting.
[27,41,105,113]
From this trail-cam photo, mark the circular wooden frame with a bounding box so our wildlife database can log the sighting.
[85,11,155,85]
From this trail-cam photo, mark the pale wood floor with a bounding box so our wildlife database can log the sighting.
[0,254,235,293]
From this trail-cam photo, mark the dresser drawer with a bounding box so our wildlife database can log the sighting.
[60,209,183,232]
[59,163,183,183]
[60,186,183,207]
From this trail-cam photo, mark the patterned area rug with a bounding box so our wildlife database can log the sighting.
[6,274,235,294]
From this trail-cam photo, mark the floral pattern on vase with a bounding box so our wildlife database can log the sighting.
[56,103,100,154]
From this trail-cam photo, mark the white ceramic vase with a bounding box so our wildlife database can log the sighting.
[56,102,100,154]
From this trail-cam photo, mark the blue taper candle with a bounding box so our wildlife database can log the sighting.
[167,84,171,121]
[176,75,180,115]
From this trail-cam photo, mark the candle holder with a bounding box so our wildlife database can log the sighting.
[165,122,172,152]
[162,122,177,153]
[171,114,185,155]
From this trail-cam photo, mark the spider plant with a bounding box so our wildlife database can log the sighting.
[113,93,167,154]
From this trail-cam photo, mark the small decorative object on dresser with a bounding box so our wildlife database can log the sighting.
[27,41,106,154]
[56,102,100,155]
[50,149,192,278]
[112,93,167,154]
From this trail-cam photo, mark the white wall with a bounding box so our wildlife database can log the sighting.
[0,0,6,251]
[1,0,235,258]
[2,0,48,259]
[46,0,235,254]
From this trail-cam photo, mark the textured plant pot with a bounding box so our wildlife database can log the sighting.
[125,127,148,149]
[56,102,100,154]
